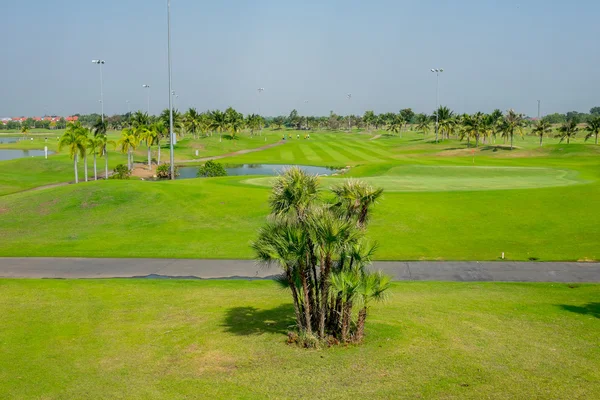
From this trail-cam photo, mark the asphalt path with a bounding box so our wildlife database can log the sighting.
[1,258,599,282]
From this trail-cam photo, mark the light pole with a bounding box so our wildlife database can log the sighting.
[126,100,130,114]
[142,84,151,115]
[304,100,309,129]
[537,100,541,120]
[257,88,264,136]
[167,0,175,179]
[347,93,352,132]
[92,60,105,123]
[431,68,443,142]
[171,91,179,110]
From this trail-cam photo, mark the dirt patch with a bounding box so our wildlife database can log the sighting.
[185,347,238,375]
[369,134,382,140]
[0,207,8,214]
[130,163,157,179]
[38,198,59,215]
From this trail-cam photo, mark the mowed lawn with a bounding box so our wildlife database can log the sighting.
[0,280,597,399]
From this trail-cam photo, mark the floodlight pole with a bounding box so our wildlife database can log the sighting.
[167,0,175,179]
[537,100,541,120]
[257,88,264,135]
[431,68,443,142]
[347,93,352,132]
[92,60,105,123]
[142,85,151,115]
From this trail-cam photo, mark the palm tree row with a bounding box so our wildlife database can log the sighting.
[59,121,115,183]
[253,168,390,345]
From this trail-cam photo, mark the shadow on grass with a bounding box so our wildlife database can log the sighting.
[480,145,515,152]
[222,304,296,336]
[558,303,600,318]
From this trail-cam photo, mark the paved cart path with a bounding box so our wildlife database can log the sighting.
[1,258,599,282]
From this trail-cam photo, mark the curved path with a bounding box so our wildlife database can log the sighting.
[0,258,598,282]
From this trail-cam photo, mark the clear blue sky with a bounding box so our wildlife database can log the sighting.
[1,0,598,117]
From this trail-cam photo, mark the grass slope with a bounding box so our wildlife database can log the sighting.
[0,280,598,399]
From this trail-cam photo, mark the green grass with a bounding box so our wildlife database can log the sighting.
[0,279,597,399]
[1,130,599,260]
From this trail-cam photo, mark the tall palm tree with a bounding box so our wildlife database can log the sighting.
[98,134,116,179]
[434,106,454,142]
[501,109,525,150]
[78,128,90,182]
[92,118,107,137]
[183,108,201,139]
[142,128,157,170]
[585,116,600,145]
[555,120,579,144]
[118,128,138,170]
[208,110,228,142]
[532,119,553,147]
[386,115,404,136]
[150,121,168,165]
[87,136,104,180]
[59,123,86,183]
[131,111,149,128]
[415,114,430,135]
[462,112,485,147]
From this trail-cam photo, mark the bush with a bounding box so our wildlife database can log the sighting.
[197,160,228,177]
[156,164,180,179]
[110,164,130,180]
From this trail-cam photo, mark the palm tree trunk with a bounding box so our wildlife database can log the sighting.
[567,136,570,144]
[147,143,151,170]
[300,268,313,334]
[74,154,79,184]
[510,130,514,150]
[355,307,367,343]
[93,152,97,180]
[83,153,88,182]
[104,146,109,179]
[287,272,304,331]
[341,301,352,342]
[157,142,161,165]
[596,133,598,145]
[319,255,332,339]
[540,135,543,147]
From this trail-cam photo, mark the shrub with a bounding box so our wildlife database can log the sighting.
[156,164,180,179]
[197,160,228,177]
[110,164,131,180]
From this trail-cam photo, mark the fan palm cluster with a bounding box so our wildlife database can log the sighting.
[252,168,390,345]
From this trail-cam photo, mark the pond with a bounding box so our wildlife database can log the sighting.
[0,149,54,161]
[177,164,337,179]
[0,137,20,144]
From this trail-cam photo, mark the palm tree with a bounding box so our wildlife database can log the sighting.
[462,112,485,147]
[142,128,157,169]
[555,120,579,144]
[87,136,104,180]
[269,166,319,220]
[21,125,29,139]
[355,271,390,342]
[434,106,454,142]
[585,116,600,145]
[98,134,116,179]
[386,115,404,136]
[415,114,430,135]
[330,270,360,342]
[225,107,244,138]
[78,128,90,182]
[501,109,525,150]
[532,119,553,147]
[271,116,285,130]
[208,110,228,142]
[150,121,168,165]
[118,128,138,170]
[92,118,107,137]
[183,108,201,139]
[331,179,384,228]
[131,111,149,128]
[59,123,86,183]
[246,114,263,136]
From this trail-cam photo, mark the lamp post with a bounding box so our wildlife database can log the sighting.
[430,68,443,142]
[347,93,352,132]
[257,88,264,136]
[304,100,309,129]
[167,0,175,179]
[171,91,179,110]
[92,60,105,123]
[142,84,151,115]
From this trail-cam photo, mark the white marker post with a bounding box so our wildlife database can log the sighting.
[44,146,48,159]
[195,150,199,157]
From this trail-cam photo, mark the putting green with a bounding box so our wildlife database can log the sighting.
[242,165,584,192]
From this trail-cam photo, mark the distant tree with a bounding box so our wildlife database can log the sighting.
[543,113,567,124]
[20,125,29,138]
[415,114,430,135]
[363,110,376,132]
[386,115,404,136]
[208,110,228,142]
[399,108,415,124]
[590,107,600,116]
[110,164,131,180]
[500,109,526,150]
[271,116,285,130]
[532,119,553,147]
[183,108,202,139]
[287,109,301,129]
[118,128,139,170]
[225,107,244,138]
[585,117,600,145]
[434,106,454,142]
[555,120,579,144]
[566,111,582,124]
